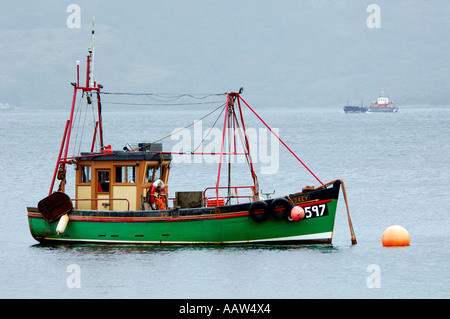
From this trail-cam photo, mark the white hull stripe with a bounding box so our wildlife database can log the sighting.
[43,232,333,245]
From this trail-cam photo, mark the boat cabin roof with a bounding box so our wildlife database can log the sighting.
[75,143,171,163]
[77,150,172,162]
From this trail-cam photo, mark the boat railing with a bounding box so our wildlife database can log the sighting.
[72,198,131,211]
[202,186,256,207]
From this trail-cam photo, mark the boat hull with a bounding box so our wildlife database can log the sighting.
[343,106,367,113]
[28,181,341,246]
[367,106,398,113]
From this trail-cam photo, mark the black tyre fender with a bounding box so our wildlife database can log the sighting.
[270,197,292,220]
[248,200,270,222]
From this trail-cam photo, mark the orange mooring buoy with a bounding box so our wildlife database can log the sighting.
[382,225,410,246]
[290,206,305,221]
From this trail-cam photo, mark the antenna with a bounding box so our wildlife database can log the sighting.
[89,17,95,87]
[89,17,95,53]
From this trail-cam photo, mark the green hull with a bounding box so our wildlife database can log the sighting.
[28,181,341,246]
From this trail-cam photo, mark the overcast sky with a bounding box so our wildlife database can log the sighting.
[1,0,449,109]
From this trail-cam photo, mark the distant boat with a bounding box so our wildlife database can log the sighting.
[367,90,398,113]
[343,103,367,113]
[0,103,15,110]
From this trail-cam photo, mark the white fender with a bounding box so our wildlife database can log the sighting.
[56,214,70,235]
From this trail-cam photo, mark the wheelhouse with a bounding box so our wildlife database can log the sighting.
[73,144,172,211]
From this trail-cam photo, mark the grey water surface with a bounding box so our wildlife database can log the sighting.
[1,103,449,299]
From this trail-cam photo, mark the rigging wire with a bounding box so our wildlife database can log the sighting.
[91,96,99,152]
[100,100,225,107]
[99,91,226,100]
[71,93,101,157]
[77,97,90,156]
[233,107,260,194]
[71,94,84,157]
[98,91,228,108]
[68,89,229,154]
[192,105,226,152]
[130,102,227,151]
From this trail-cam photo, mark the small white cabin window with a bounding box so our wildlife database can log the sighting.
[81,166,91,183]
[127,166,136,183]
[145,165,161,183]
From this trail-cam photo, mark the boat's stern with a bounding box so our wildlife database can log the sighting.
[27,207,55,243]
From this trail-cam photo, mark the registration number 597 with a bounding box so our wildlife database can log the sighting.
[304,204,327,219]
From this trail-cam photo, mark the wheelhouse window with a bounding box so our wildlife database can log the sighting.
[81,166,91,183]
[115,166,136,183]
[145,166,154,183]
[145,165,161,183]
[127,166,136,183]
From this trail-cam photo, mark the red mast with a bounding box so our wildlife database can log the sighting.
[49,19,104,195]
[215,90,259,205]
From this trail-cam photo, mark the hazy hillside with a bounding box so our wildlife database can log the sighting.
[1,0,449,109]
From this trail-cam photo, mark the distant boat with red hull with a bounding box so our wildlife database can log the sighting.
[368,90,399,113]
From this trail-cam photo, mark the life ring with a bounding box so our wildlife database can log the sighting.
[270,197,292,220]
[248,200,270,222]
[147,179,166,210]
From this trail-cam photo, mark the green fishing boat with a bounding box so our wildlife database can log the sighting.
[27,25,356,246]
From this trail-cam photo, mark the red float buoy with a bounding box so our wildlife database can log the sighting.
[290,205,305,221]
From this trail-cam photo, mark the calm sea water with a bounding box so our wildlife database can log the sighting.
[1,103,450,299]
